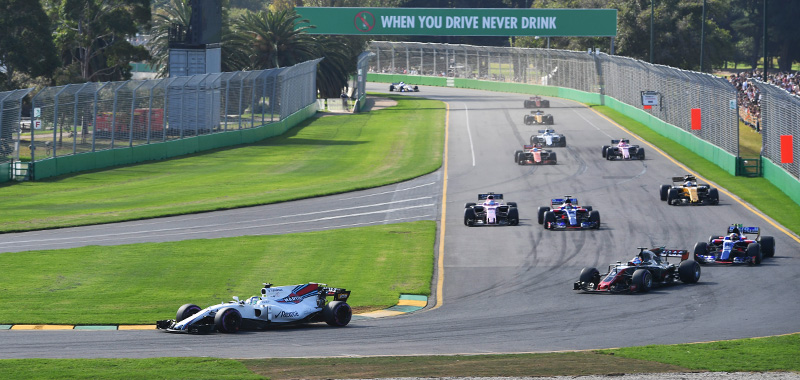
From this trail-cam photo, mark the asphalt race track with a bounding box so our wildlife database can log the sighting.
[1,83,798,359]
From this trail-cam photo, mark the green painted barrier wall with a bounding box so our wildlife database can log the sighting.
[763,158,800,206]
[29,103,317,180]
[0,162,9,183]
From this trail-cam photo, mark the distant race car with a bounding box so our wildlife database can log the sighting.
[464,192,520,226]
[524,95,550,108]
[693,224,775,265]
[523,110,554,125]
[660,174,719,205]
[156,282,352,334]
[574,247,701,293]
[389,82,419,92]
[514,144,557,165]
[602,139,645,160]
[530,129,566,147]
[538,196,600,230]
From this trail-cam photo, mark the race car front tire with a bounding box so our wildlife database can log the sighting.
[747,243,762,265]
[588,211,601,229]
[678,260,701,283]
[323,301,352,327]
[631,269,652,293]
[514,150,523,163]
[214,307,242,333]
[760,236,775,258]
[537,206,550,225]
[507,208,519,226]
[176,304,202,322]
[693,242,708,263]
[578,267,600,289]
[389,85,395,92]
[707,188,719,205]
[543,211,556,229]
[667,188,679,205]
[602,145,609,158]
[560,136,567,147]
[660,185,670,201]
[464,208,477,226]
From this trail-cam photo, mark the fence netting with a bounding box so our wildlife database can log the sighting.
[17,59,320,162]
[754,78,800,178]
[369,40,742,162]
[1,88,33,164]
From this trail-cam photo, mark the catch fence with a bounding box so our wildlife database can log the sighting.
[754,79,800,178]
[18,59,320,165]
[369,40,738,157]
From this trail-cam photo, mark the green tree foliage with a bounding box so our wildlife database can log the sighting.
[148,0,193,78]
[47,0,151,82]
[0,0,59,90]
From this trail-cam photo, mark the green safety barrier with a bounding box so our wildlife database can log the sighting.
[28,103,318,180]
[0,162,9,183]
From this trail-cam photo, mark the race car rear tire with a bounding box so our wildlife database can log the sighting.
[413,86,419,92]
[537,206,550,225]
[514,150,523,163]
[465,202,476,208]
[507,202,517,208]
[323,301,352,327]
[631,269,652,293]
[546,116,554,125]
[602,145,609,158]
[507,208,519,226]
[583,206,593,212]
[541,100,550,108]
[560,136,567,147]
[543,211,556,229]
[660,185,670,201]
[667,188,679,205]
[678,260,701,283]
[464,208,477,226]
[524,100,532,108]
[214,307,242,333]
[693,242,708,263]
[549,152,557,164]
[637,148,645,160]
[708,188,719,205]
[579,267,600,288]
[588,210,601,229]
[760,236,775,258]
[176,304,202,322]
[747,243,762,265]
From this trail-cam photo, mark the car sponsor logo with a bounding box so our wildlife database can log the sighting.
[277,283,319,304]
[276,311,300,318]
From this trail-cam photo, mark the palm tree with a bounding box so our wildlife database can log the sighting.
[147,0,192,77]
[231,9,318,70]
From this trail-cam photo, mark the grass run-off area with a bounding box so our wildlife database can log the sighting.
[0,94,444,233]
[0,221,434,324]
[1,334,798,379]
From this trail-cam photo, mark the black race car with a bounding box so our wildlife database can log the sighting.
[464,193,519,226]
[602,139,645,160]
[693,224,775,265]
[574,247,701,293]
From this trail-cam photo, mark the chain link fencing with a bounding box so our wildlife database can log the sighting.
[1,88,33,165]
[368,40,739,157]
[754,78,800,179]
[24,59,321,164]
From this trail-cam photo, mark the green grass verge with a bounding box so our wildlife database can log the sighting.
[739,119,763,158]
[3,334,798,379]
[0,221,434,324]
[0,95,444,233]
[590,105,800,235]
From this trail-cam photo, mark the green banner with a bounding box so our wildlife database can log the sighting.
[296,7,617,37]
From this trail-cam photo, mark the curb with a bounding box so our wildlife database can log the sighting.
[0,295,428,331]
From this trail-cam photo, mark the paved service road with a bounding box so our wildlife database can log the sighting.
[1,83,798,359]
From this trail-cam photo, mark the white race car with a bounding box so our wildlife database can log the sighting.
[156,282,352,333]
[389,82,419,92]
[464,193,520,226]
[530,129,566,147]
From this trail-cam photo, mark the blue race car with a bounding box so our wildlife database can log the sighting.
[538,196,600,230]
[693,224,775,265]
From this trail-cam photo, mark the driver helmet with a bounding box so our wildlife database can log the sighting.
[729,232,739,241]
[486,195,496,205]
[564,203,573,210]
[629,257,642,266]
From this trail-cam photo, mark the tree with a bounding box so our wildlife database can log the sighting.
[0,0,59,90]
[231,9,318,70]
[47,0,151,82]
